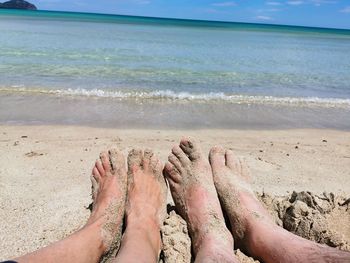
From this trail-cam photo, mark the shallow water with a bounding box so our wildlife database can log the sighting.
[0,10,350,128]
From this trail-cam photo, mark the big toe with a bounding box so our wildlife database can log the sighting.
[109,148,127,183]
[225,149,240,171]
[144,149,163,175]
[209,146,226,169]
[100,151,112,174]
[179,137,201,161]
[128,148,143,174]
[109,149,124,170]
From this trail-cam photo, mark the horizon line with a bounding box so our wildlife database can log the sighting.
[1,8,350,31]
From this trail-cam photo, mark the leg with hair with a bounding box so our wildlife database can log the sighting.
[209,146,350,263]
[164,138,239,263]
[114,149,167,263]
[11,149,127,263]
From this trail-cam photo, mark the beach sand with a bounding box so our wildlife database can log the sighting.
[0,125,349,261]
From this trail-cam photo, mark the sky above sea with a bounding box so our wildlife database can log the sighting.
[28,0,350,29]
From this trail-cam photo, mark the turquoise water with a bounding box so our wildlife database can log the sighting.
[0,10,350,128]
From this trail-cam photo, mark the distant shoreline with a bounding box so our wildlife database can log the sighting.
[1,9,350,32]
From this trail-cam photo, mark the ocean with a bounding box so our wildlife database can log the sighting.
[0,10,350,129]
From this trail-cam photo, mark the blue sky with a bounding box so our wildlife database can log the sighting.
[30,0,350,29]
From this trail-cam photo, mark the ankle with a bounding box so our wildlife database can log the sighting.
[117,218,162,262]
[195,233,236,262]
[126,216,162,249]
[194,230,234,255]
[231,191,275,245]
[244,220,277,251]
[86,210,105,226]
[80,219,107,254]
[127,213,160,230]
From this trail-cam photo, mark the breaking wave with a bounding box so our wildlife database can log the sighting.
[1,87,350,108]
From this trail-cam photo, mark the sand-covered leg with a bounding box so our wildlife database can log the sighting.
[164,137,238,263]
[210,146,350,263]
[209,146,273,245]
[114,149,167,263]
[12,149,127,263]
[89,149,128,260]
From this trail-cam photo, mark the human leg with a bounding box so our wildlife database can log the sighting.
[209,146,350,263]
[164,138,238,263]
[114,149,167,263]
[12,149,127,263]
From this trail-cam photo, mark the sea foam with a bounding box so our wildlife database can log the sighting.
[1,87,349,108]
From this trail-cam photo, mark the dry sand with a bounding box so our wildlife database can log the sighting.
[0,125,349,261]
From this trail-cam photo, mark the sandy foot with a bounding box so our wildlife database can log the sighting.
[89,149,127,256]
[126,149,167,228]
[122,149,167,260]
[164,138,237,262]
[209,146,275,251]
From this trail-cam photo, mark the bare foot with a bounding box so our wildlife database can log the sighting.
[164,138,237,263]
[88,149,127,254]
[115,149,167,261]
[209,146,274,249]
[11,149,127,263]
[210,146,350,263]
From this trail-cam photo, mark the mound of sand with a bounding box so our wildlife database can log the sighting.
[261,191,350,251]
[158,191,350,263]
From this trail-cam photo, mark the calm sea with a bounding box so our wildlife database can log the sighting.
[0,10,350,129]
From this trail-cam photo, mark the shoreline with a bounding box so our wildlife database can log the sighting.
[1,125,349,260]
[1,93,350,130]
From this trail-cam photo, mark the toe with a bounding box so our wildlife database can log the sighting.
[90,175,99,200]
[164,162,182,184]
[95,159,105,177]
[150,153,163,177]
[209,146,226,169]
[225,150,239,170]
[100,152,111,173]
[109,148,125,172]
[92,165,100,177]
[239,158,251,182]
[128,149,143,173]
[168,153,183,173]
[166,173,180,194]
[180,137,201,161]
[143,149,153,171]
[172,145,190,165]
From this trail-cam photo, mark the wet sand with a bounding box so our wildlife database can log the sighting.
[0,125,349,261]
[1,93,350,130]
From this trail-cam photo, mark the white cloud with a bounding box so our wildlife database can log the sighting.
[256,15,273,20]
[286,0,337,6]
[266,1,282,5]
[311,0,337,6]
[212,1,236,7]
[287,1,304,5]
[340,6,350,13]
